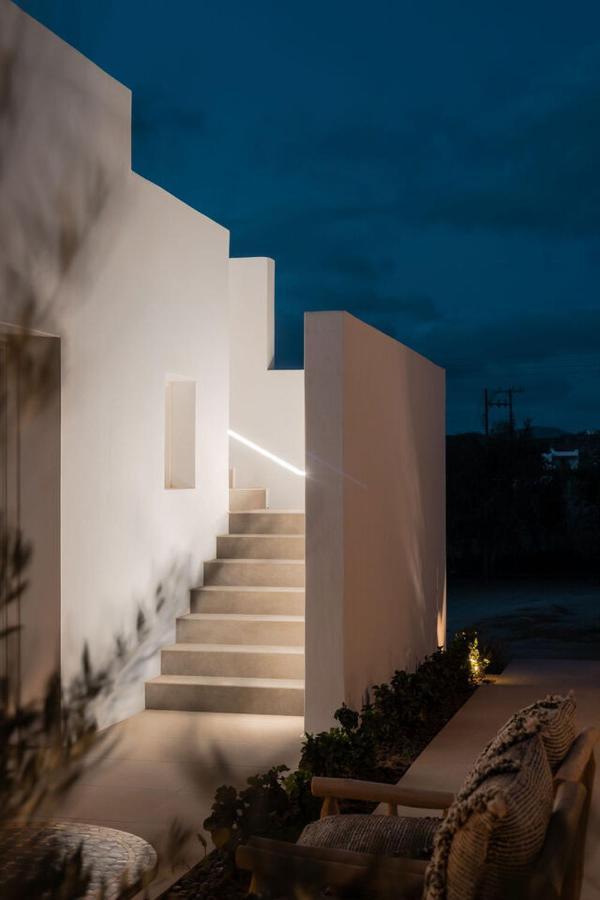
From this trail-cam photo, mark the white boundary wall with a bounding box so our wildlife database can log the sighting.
[305,312,446,732]
[229,258,305,509]
[1,2,230,725]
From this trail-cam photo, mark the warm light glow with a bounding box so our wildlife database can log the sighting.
[468,636,490,684]
[228,429,306,477]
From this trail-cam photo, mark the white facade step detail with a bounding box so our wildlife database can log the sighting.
[229,487,267,511]
[203,558,305,587]
[161,642,304,678]
[145,481,306,716]
[176,613,304,646]
[217,534,305,560]
[229,510,305,535]
[191,586,305,615]
[145,674,305,715]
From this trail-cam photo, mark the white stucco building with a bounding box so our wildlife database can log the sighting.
[1,1,445,732]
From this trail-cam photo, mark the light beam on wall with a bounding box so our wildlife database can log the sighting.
[228,429,306,477]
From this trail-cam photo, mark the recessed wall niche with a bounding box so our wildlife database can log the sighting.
[165,379,196,489]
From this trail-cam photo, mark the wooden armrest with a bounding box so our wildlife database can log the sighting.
[554,727,599,786]
[236,838,426,899]
[311,776,454,816]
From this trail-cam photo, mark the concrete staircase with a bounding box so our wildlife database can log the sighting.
[145,485,305,715]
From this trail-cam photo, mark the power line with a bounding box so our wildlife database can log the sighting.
[483,386,524,436]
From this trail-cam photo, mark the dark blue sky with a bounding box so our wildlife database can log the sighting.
[19,0,600,433]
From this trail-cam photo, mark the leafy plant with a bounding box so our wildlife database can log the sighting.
[299,630,489,784]
[201,629,495,889]
[203,765,320,853]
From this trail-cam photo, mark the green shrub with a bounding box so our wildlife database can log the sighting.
[203,630,493,859]
[299,715,377,780]
[299,629,488,781]
[203,765,320,852]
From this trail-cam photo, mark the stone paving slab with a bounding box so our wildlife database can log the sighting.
[33,709,304,899]
[385,659,600,899]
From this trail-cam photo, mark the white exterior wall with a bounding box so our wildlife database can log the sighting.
[1,2,230,725]
[305,312,446,732]
[60,177,230,724]
[229,258,305,509]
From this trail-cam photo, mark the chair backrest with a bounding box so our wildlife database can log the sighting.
[424,726,597,900]
[526,726,597,900]
[526,780,586,900]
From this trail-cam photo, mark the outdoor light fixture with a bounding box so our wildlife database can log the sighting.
[228,429,306,477]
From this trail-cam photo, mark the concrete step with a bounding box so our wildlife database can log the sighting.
[204,558,305,587]
[176,613,305,646]
[229,487,267,512]
[191,586,305,615]
[217,534,305,560]
[145,674,304,715]
[229,510,305,535]
[161,643,305,678]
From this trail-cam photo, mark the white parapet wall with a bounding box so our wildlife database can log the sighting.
[304,312,446,732]
[229,258,305,509]
[1,2,230,725]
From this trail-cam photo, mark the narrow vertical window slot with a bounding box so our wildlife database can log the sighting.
[165,380,196,489]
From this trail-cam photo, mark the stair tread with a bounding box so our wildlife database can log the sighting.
[219,533,305,538]
[180,613,304,623]
[163,642,304,655]
[231,509,304,515]
[206,558,304,564]
[149,674,305,689]
[195,585,304,593]
[151,484,305,713]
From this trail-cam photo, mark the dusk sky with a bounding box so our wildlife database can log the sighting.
[19,0,600,433]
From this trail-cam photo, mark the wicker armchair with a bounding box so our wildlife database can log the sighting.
[236,724,598,900]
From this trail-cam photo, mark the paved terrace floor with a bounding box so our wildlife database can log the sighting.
[385,659,600,900]
[36,660,599,898]
[36,710,304,897]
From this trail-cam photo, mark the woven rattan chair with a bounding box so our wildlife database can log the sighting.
[236,725,598,900]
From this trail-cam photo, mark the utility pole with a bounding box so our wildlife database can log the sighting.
[483,387,524,436]
[484,388,489,436]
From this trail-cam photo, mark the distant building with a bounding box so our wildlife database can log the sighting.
[543,448,580,471]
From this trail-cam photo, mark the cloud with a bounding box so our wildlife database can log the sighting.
[324,252,394,283]
[133,90,206,137]
[420,81,600,237]
[356,292,440,322]
[413,306,600,433]
[419,306,600,375]
[408,48,600,238]
[304,289,440,324]
[258,45,600,240]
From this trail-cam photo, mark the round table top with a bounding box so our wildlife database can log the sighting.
[0,820,157,899]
